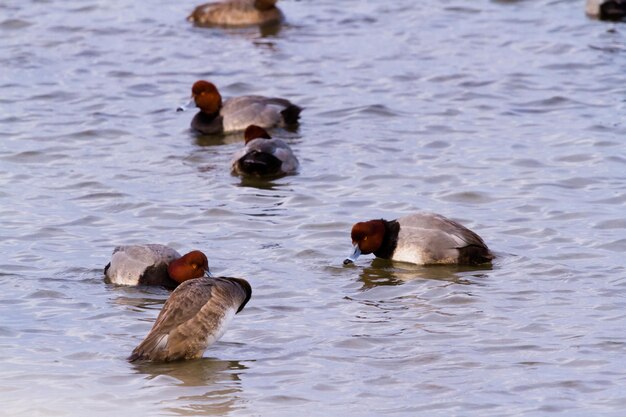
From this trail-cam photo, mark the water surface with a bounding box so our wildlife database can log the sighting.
[1,0,625,416]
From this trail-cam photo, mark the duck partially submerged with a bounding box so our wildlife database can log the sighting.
[344,213,494,266]
[178,80,302,135]
[586,0,626,21]
[188,0,283,27]
[104,245,209,289]
[231,125,299,177]
[128,276,252,362]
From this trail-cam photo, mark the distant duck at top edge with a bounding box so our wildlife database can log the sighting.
[188,0,283,27]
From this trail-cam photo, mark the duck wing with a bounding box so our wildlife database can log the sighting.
[398,213,493,264]
[129,277,251,361]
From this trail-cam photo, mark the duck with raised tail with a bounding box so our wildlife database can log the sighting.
[188,0,283,27]
[344,213,494,266]
[177,80,302,135]
[104,244,209,289]
[128,274,251,362]
[231,125,299,177]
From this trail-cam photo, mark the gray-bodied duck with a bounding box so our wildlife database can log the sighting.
[231,125,299,177]
[344,213,494,266]
[104,244,208,289]
[178,80,301,135]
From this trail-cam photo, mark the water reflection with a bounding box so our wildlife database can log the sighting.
[237,176,282,190]
[356,258,491,290]
[131,357,246,387]
[132,358,247,416]
[108,285,170,312]
[193,127,300,148]
[194,132,243,147]
[190,21,283,39]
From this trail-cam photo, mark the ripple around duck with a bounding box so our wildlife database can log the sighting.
[1,150,71,164]
[437,190,499,205]
[0,18,32,30]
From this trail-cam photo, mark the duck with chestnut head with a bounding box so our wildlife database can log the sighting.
[177,80,302,135]
[231,125,299,178]
[104,244,210,289]
[344,213,494,266]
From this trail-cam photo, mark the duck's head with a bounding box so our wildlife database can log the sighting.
[168,250,211,283]
[177,80,223,115]
[343,220,385,265]
[244,124,272,144]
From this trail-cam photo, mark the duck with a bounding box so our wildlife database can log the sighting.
[231,125,299,177]
[586,0,626,20]
[343,212,494,266]
[177,80,302,135]
[104,244,209,289]
[188,0,283,27]
[128,276,252,362]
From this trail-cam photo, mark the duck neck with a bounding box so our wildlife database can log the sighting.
[373,219,399,259]
[197,109,219,120]
[191,111,223,134]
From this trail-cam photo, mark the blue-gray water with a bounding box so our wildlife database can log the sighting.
[1,0,625,416]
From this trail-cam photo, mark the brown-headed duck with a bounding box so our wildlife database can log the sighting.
[231,125,299,177]
[104,244,209,289]
[177,80,302,135]
[344,213,494,266]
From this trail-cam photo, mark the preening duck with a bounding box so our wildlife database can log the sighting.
[104,245,209,289]
[128,276,251,362]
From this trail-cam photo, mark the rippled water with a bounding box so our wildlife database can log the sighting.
[1,0,625,416]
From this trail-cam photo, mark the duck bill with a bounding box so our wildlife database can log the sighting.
[176,97,195,112]
[204,269,213,278]
[343,244,361,265]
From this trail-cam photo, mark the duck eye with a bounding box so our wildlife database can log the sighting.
[364,236,368,241]
[191,264,197,269]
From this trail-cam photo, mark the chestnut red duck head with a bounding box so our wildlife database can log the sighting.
[344,220,386,264]
[167,250,211,284]
[177,80,223,115]
[244,124,272,144]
